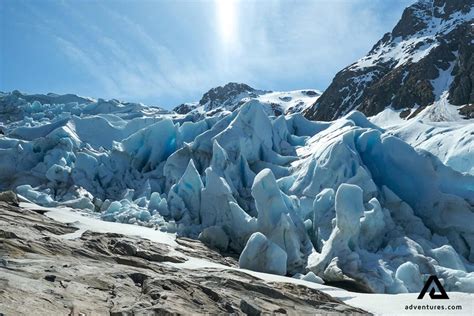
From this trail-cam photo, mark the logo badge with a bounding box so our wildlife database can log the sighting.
[417,275,449,300]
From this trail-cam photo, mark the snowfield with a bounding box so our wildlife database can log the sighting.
[173,85,321,118]
[371,94,474,175]
[1,90,473,297]
[351,3,473,72]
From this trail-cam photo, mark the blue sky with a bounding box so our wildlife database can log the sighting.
[1,0,414,109]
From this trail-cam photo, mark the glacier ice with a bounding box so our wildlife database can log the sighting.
[395,262,423,293]
[1,91,474,294]
[252,168,313,274]
[168,159,203,224]
[308,184,365,279]
[198,226,229,252]
[122,118,180,172]
[293,271,324,284]
[239,232,288,276]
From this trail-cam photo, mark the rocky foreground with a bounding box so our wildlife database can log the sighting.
[0,197,368,315]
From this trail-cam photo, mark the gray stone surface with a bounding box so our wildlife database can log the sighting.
[0,202,369,315]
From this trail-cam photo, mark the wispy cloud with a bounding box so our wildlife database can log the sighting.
[55,36,121,96]
[49,3,219,105]
[1,0,413,107]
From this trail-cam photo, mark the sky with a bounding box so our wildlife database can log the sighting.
[0,0,415,109]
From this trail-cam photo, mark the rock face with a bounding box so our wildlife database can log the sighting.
[0,190,19,206]
[173,102,199,114]
[171,82,320,117]
[172,82,264,115]
[0,202,368,315]
[305,0,474,121]
[200,82,263,112]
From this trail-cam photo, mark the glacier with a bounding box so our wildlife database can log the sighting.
[0,90,473,294]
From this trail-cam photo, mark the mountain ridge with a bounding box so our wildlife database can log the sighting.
[304,0,474,121]
[172,82,321,118]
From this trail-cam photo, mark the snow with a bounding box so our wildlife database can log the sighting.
[173,88,321,118]
[334,1,474,122]
[175,255,474,315]
[351,3,473,72]
[20,202,177,246]
[367,44,471,176]
[255,89,321,114]
[353,35,439,70]
[430,61,456,102]
[168,257,474,316]
[370,94,474,175]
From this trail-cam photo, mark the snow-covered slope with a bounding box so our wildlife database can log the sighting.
[172,82,320,118]
[256,89,322,115]
[371,93,474,175]
[1,89,473,295]
[305,0,474,121]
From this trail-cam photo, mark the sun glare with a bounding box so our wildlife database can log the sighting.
[216,0,237,47]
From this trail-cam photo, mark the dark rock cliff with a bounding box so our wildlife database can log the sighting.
[305,0,474,121]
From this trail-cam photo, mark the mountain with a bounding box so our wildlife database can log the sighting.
[173,82,321,118]
[304,0,474,121]
[199,82,264,112]
[172,82,263,116]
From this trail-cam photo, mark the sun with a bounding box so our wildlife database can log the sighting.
[216,0,237,47]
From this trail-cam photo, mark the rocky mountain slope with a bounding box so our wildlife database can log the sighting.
[0,196,368,315]
[304,0,474,121]
[173,82,321,118]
